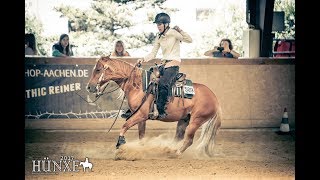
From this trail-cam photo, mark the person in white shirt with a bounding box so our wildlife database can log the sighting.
[137,12,192,119]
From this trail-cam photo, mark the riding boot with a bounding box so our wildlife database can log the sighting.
[157,85,169,119]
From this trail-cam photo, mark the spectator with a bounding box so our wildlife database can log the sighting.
[111,40,130,57]
[204,38,240,59]
[52,34,73,57]
[25,33,38,55]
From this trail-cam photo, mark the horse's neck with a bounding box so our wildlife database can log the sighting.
[110,60,142,93]
[116,65,145,110]
[121,67,143,94]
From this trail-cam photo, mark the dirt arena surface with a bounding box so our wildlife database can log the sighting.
[25,119,295,180]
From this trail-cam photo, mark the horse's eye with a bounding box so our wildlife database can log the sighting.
[96,69,101,72]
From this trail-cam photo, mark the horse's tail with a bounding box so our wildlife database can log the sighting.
[196,105,222,157]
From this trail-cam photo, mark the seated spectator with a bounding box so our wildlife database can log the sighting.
[111,40,130,57]
[204,38,240,59]
[25,33,38,55]
[52,34,74,57]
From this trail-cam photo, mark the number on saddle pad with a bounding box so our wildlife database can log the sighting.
[183,85,195,95]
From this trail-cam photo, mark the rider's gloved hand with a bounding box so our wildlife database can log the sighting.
[173,25,182,33]
[137,58,144,64]
[135,58,144,67]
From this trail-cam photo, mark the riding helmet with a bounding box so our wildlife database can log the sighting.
[153,13,170,24]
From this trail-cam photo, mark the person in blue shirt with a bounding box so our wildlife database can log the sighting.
[204,38,240,58]
[52,34,74,57]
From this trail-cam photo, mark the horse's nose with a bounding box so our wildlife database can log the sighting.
[87,84,97,93]
[86,85,92,92]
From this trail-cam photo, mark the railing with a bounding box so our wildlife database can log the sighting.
[25,56,295,128]
[272,39,295,57]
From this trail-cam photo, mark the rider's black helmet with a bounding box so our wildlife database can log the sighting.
[153,13,170,24]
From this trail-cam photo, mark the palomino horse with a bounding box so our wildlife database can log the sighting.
[86,56,222,156]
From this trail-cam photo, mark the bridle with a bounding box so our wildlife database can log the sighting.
[94,61,116,98]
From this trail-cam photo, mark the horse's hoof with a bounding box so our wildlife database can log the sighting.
[116,136,126,149]
[166,149,181,159]
[176,150,182,156]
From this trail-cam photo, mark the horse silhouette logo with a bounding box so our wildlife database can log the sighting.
[79,157,93,172]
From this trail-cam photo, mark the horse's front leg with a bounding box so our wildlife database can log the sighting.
[116,109,149,149]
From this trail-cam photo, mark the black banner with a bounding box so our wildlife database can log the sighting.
[25,64,127,119]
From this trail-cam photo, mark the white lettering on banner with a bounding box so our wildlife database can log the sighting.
[25,69,41,77]
[25,83,82,98]
[48,83,81,95]
[25,87,47,98]
[25,69,89,77]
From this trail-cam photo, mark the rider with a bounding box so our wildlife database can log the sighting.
[137,12,192,119]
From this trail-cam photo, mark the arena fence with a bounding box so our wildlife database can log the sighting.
[25,56,295,128]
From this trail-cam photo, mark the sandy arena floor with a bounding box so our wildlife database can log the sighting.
[25,119,295,180]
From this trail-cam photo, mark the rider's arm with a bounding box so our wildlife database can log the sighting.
[142,38,160,62]
[172,29,192,43]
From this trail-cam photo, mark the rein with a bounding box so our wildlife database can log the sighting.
[123,83,151,120]
[75,83,120,104]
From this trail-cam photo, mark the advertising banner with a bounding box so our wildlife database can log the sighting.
[25,64,126,119]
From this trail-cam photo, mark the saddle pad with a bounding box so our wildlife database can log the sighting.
[142,70,151,92]
[171,79,194,99]
[142,70,194,99]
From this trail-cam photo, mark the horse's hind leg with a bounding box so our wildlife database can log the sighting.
[176,118,203,155]
[138,121,146,140]
[174,114,190,142]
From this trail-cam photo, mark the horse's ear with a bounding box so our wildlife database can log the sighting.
[101,56,109,62]
[101,53,111,61]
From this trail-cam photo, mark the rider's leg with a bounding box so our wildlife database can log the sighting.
[157,66,179,119]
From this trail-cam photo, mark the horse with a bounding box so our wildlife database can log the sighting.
[86,56,222,156]
[79,157,93,172]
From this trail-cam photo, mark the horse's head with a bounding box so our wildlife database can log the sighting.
[86,55,117,94]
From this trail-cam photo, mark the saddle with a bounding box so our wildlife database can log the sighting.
[142,64,195,119]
